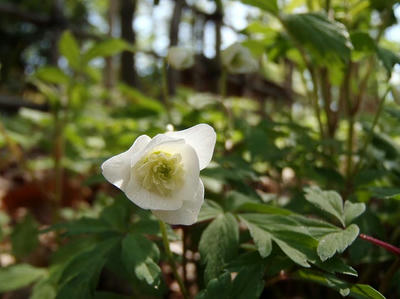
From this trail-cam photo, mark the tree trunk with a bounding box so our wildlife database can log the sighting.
[120,0,137,86]
[168,0,185,95]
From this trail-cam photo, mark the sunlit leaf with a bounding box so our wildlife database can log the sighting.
[304,187,345,226]
[317,224,360,261]
[59,31,81,70]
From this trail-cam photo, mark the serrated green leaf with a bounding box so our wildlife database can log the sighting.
[282,13,352,63]
[35,67,69,84]
[121,233,161,286]
[199,213,239,282]
[83,39,131,62]
[304,187,345,226]
[317,224,359,261]
[241,219,272,258]
[240,214,319,267]
[240,0,278,14]
[59,31,81,70]
[0,264,47,292]
[344,201,366,225]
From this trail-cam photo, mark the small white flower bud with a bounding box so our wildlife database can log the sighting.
[221,43,258,74]
[167,46,195,70]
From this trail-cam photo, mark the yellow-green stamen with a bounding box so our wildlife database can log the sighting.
[133,150,184,196]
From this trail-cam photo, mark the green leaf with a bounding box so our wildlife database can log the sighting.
[282,13,352,63]
[198,200,224,222]
[350,31,376,53]
[48,217,116,236]
[236,202,292,215]
[11,213,39,259]
[83,39,131,62]
[369,186,400,199]
[31,279,56,299]
[0,264,47,292]
[377,47,400,75]
[241,214,319,267]
[59,31,81,70]
[304,186,345,226]
[199,213,239,282]
[121,233,161,286]
[196,272,232,299]
[295,269,385,299]
[317,224,360,261]
[241,219,272,258]
[344,201,366,225]
[230,264,265,299]
[240,0,278,14]
[57,237,120,299]
[314,255,358,277]
[35,67,69,84]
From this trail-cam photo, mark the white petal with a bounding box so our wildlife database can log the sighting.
[101,135,151,190]
[125,140,200,211]
[166,124,216,170]
[152,179,204,225]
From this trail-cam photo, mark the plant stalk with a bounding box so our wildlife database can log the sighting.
[359,233,400,256]
[159,221,189,299]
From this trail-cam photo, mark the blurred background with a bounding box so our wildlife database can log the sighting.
[1,0,400,298]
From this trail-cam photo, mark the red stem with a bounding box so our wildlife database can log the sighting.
[359,233,400,256]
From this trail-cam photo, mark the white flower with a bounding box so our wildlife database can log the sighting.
[101,124,216,225]
[167,46,195,70]
[221,43,258,74]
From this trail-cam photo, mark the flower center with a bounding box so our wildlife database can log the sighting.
[133,150,184,196]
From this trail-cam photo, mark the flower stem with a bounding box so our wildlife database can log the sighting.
[159,221,189,299]
[359,233,400,257]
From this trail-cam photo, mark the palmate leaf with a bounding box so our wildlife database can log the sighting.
[282,12,352,63]
[199,213,239,282]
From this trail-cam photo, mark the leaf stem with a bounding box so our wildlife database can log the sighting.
[159,221,189,299]
[359,233,400,257]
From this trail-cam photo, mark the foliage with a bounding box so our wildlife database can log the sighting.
[0,0,400,298]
